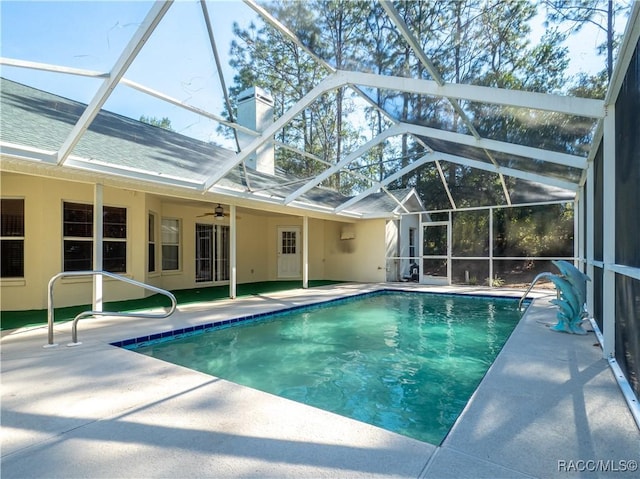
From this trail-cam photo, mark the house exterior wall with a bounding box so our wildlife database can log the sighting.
[308,219,326,280]
[260,216,319,281]
[145,194,164,288]
[323,219,387,282]
[236,212,270,283]
[0,173,149,309]
[2,173,56,309]
[1,173,379,311]
[267,217,294,280]
[157,202,197,292]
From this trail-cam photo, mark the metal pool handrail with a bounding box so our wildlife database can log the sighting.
[45,271,177,347]
[518,272,560,310]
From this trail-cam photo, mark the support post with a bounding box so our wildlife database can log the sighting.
[93,183,103,311]
[230,204,237,299]
[489,207,494,288]
[586,165,595,320]
[447,211,452,285]
[303,216,309,289]
[574,196,581,268]
[602,106,616,359]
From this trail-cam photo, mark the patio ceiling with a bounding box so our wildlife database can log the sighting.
[0,0,615,215]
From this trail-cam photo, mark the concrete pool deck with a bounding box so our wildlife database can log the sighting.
[2,283,639,478]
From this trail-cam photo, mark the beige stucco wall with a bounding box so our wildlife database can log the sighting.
[1,172,390,311]
[261,216,327,281]
[144,194,164,288]
[1,173,61,310]
[308,219,326,280]
[323,219,387,283]
[0,173,150,309]
[236,212,270,283]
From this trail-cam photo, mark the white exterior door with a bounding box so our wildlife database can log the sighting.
[277,227,301,278]
[195,224,229,283]
[195,224,214,282]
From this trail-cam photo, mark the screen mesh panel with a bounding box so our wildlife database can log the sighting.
[593,144,604,262]
[615,41,640,268]
[593,266,603,333]
[615,274,640,399]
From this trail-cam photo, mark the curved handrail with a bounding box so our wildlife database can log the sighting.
[518,272,558,310]
[45,271,177,347]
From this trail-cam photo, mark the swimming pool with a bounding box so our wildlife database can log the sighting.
[125,291,524,445]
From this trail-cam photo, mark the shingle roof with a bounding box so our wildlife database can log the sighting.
[1,78,228,182]
[1,78,413,216]
[354,188,423,214]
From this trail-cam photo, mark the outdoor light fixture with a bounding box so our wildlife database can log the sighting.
[214,204,225,220]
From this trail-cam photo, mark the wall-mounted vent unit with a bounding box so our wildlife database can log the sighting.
[340,226,356,240]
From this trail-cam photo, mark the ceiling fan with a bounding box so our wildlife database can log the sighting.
[197,204,241,220]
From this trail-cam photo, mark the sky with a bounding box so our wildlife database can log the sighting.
[0,0,628,148]
[1,0,260,148]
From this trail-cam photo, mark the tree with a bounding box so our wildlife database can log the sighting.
[384,0,573,209]
[316,0,368,188]
[225,9,323,179]
[139,115,173,130]
[224,0,611,207]
[541,0,631,80]
[225,0,369,194]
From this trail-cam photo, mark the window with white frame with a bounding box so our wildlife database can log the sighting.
[281,230,296,254]
[1,198,25,278]
[161,218,180,271]
[62,202,127,272]
[63,202,93,271]
[103,206,126,272]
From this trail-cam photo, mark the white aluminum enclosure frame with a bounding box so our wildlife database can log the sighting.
[419,218,451,286]
[580,2,640,362]
[576,2,640,428]
[399,198,577,288]
[2,0,638,428]
[56,1,172,165]
[1,0,606,220]
[202,69,603,193]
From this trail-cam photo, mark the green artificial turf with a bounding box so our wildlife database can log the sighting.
[0,280,344,331]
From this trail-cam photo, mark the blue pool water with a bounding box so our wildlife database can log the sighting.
[130,291,523,445]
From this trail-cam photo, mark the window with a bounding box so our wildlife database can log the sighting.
[63,202,93,271]
[162,218,180,271]
[148,213,156,273]
[195,223,213,282]
[63,202,127,272]
[1,198,25,278]
[195,224,229,282]
[281,230,296,254]
[103,206,126,272]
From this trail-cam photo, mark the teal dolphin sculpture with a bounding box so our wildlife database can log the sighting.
[549,260,591,334]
